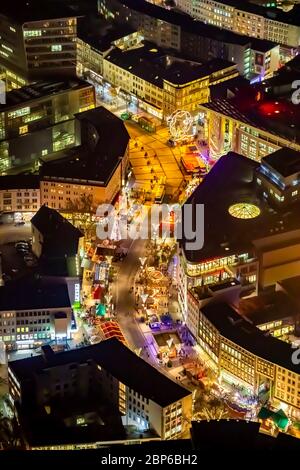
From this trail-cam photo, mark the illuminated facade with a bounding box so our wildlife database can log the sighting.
[103,43,238,120]
[0,281,72,350]
[99,0,281,79]
[196,302,300,420]
[199,100,300,161]
[0,80,95,173]
[176,0,300,48]
[0,5,78,81]
[8,339,193,446]
[0,175,40,216]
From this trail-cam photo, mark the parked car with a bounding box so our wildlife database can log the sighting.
[14,221,25,226]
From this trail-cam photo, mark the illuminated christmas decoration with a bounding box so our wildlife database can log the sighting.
[228,203,261,219]
[168,110,193,141]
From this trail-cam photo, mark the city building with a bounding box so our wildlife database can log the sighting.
[196,301,300,419]
[0,79,95,174]
[99,0,281,80]
[178,151,300,321]
[0,106,129,218]
[31,205,83,302]
[39,106,130,209]
[103,41,238,119]
[199,84,300,160]
[76,17,142,82]
[0,174,40,220]
[0,1,79,86]
[176,0,300,49]
[0,277,72,350]
[256,148,300,207]
[8,338,192,448]
[238,290,298,338]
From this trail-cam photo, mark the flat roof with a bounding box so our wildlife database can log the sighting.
[41,107,129,187]
[0,174,39,190]
[239,291,298,325]
[0,1,79,23]
[181,152,300,263]
[278,275,300,302]
[262,148,300,178]
[9,338,191,408]
[201,88,300,145]
[201,302,300,374]
[113,0,276,50]
[31,205,83,258]
[1,79,91,110]
[105,43,235,88]
[0,277,71,311]
[77,16,136,52]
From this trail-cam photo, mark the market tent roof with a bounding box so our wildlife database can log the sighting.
[258,407,273,420]
[273,409,289,430]
[258,407,289,430]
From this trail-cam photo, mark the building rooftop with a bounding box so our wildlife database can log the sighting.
[239,290,298,326]
[209,75,250,100]
[31,206,83,258]
[105,43,235,89]
[191,419,300,450]
[112,0,277,50]
[201,302,300,374]
[77,16,136,53]
[181,152,300,263]
[1,79,91,110]
[41,107,129,187]
[0,174,40,190]
[261,148,300,178]
[201,87,300,145]
[0,277,71,311]
[9,338,191,408]
[0,0,79,23]
[278,275,300,303]
[210,0,300,27]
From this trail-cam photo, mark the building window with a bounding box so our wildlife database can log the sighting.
[19,125,28,135]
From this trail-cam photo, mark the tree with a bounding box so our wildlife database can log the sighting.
[65,193,96,230]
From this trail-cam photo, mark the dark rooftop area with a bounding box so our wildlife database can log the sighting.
[40,107,129,186]
[201,302,300,374]
[262,148,300,178]
[9,338,191,408]
[191,420,300,450]
[112,0,277,49]
[239,290,299,325]
[1,79,91,110]
[0,174,39,190]
[278,275,300,302]
[181,152,300,263]
[106,42,236,88]
[0,277,71,311]
[201,86,300,145]
[77,16,136,52]
[1,0,80,23]
[31,205,83,258]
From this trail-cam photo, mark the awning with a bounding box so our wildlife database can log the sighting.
[258,407,289,430]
